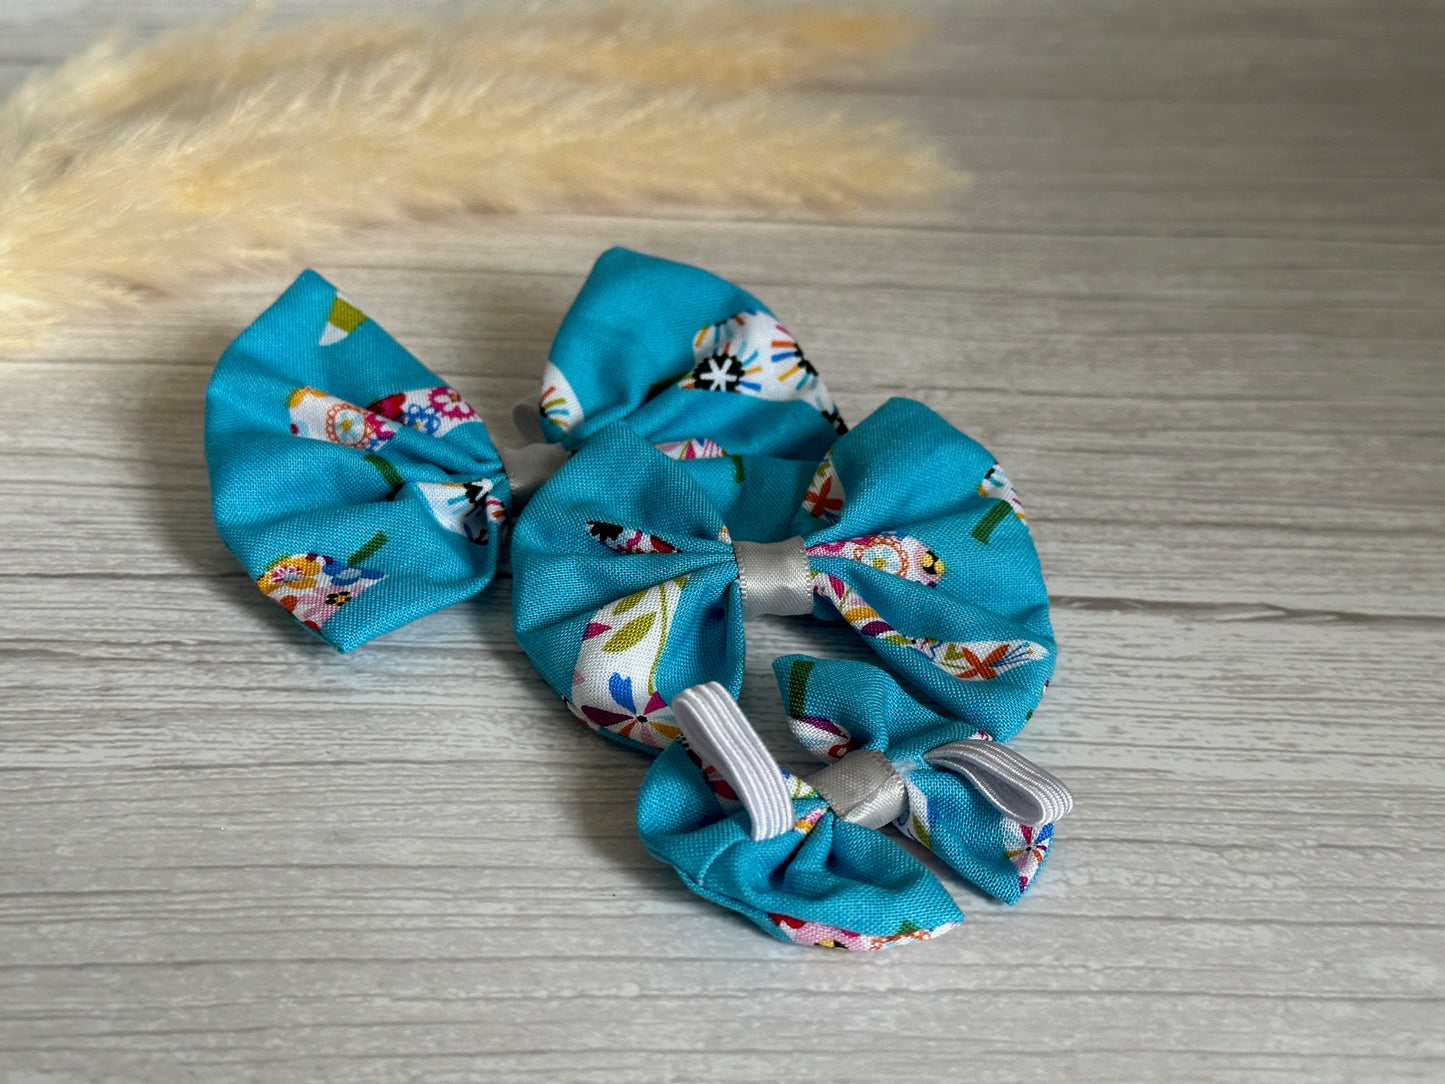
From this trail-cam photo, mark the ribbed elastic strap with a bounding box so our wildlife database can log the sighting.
[671,683,793,841]
[924,741,1074,827]
[804,750,908,829]
[495,441,569,511]
[731,536,813,619]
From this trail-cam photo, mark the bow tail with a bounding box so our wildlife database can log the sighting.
[637,741,963,950]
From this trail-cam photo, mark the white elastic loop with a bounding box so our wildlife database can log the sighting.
[731,536,814,619]
[495,441,569,511]
[671,683,794,841]
[923,741,1074,827]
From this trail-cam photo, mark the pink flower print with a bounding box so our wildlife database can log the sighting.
[428,385,477,420]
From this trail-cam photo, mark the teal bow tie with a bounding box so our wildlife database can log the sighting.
[637,670,1073,950]
[511,396,1055,753]
[205,249,847,651]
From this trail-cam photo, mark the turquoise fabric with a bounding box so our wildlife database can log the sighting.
[511,397,1056,754]
[539,247,846,456]
[776,655,1058,904]
[206,255,850,651]
[636,739,964,949]
[206,270,511,652]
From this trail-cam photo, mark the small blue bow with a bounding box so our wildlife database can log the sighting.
[637,682,965,950]
[637,673,1072,949]
[512,397,1055,752]
[777,655,1072,903]
[205,250,847,651]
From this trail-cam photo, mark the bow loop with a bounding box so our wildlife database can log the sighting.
[208,270,514,652]
[537,248,846,457]
[513,398,1056,752]
[638,684,963,951]
[777,656,1073,902]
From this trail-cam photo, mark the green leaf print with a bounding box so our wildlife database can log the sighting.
[603,612,656,652]
[612,589,647,615]
[911,813,932,849]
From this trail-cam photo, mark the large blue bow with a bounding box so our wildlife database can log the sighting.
[512,397,1055,752]
[205,250,847,651]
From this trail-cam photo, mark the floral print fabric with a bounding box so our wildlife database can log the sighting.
[207,270,513,652]
[679,310,846,435]
[534,248,846,461]
[777,655,1065,906]
[255,539,387,634]
[637,732,967,951]
[512,397,1056,756]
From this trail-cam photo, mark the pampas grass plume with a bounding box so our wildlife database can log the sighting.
[0,2,959,353]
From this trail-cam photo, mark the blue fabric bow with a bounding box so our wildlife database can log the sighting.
[636,672,1072,949]
[512,397,1055,752]
[206,270,512,652]
[636,682,965,951]
[777,655,1070,903]
[205,250,848,651]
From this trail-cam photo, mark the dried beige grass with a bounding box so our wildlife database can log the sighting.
[0,2,958,353]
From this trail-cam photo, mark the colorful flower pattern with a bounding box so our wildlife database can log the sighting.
[538,360,582,433]
[1005,821,1053,892]
[766,913,959,951]
[679,310,846,434]
[810,573,1050,682]
[415,478,507,545]
[790,714,857,762]
[803,452,844,523]
[654,438,728,460]
[287,387,396,452]
[806,532,945,587]
[368,385,480,438]
[972,463,1028,544]
[586,521,677,555]
[978,463,1026,522]
[255,549,386,633]
[568,576,690,750]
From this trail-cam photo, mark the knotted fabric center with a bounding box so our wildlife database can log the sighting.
[731,535,813,619]
[804,750,909,829]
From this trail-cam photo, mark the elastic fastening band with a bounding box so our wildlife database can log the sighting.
[672,683,793,841]
[924,741,1074,827]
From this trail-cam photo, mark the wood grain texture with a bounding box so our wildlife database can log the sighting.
[1,1,1441,1080]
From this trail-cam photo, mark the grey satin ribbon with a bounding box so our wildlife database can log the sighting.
[511,396,547,444]
[495,441,569,511]
[804,742,1073,829]
[804,749,908,829]
[731,536,814,619]
[672,683,793,842]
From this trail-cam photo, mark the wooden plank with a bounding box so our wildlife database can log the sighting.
[0,0,1441,1079]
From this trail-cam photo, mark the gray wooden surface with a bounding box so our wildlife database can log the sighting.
[2,1,1442,1080]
